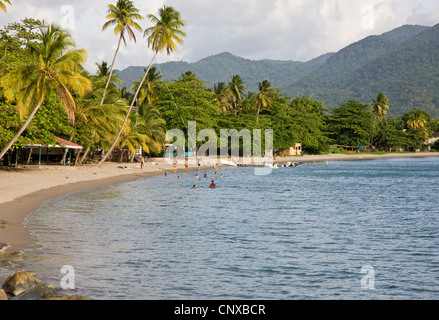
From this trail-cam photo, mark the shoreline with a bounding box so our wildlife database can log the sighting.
[0,159,175,253]
[274,151,439,164]
[1,152,438,253]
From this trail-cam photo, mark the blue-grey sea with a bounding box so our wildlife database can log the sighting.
[22,157,439,299]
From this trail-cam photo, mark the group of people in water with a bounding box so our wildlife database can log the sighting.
[163,161,244,190]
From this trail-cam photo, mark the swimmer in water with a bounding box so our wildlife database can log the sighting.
[192,185,197,189]
[209,180,217,189]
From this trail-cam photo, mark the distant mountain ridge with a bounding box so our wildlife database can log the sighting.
[284,24,438,116]
[116,51,335,93]
[116,23,439,117]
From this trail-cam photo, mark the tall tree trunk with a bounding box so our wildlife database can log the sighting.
[78,145,91,165]
[60,132,75,165]
[0,96,45,160]
[74,149,81,166]
[26,147,33,164]
[78,129,96,165]
[256,104,261,123]
[100,35,123,106]
[97,51,158,167]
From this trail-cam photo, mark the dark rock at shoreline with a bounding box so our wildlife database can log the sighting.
[13,282,57,300]
[0,220,7,229]
[1,271,90,300]
[0,289,7,300]
[2,271,43,296]
[0,251,23,269]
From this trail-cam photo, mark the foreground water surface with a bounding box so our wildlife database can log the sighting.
[22,157,439,299]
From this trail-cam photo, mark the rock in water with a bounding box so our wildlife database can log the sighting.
[0,243,10,252]
[0,289,8,300]
[0,251,23,269]
[12,283,57,300]
[2,271,44,296]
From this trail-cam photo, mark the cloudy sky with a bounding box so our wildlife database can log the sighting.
[2,0,439,73]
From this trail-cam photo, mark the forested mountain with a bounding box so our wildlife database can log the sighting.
[116,52,334,93]
[116,23,439,117]
[285,24,439,117]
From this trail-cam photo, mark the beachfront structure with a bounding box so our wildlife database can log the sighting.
[2,137,83,166]
[276,143,302,156]
[427,133,439,145]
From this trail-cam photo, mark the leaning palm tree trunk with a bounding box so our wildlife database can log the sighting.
[100,35,122,105]
[97,51,158,167]
[0,96,44,160]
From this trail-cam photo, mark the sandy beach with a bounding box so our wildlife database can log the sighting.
[1,152,439,254]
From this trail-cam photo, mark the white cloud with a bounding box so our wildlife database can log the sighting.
[1,0,438,73]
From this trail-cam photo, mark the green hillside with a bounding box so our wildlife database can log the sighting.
[116,52,334,93]
[116,24,439,117]
[285,24,439,117]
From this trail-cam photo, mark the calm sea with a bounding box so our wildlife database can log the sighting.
[21,157,439,299]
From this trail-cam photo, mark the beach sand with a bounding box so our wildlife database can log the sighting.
[1,152,438,254]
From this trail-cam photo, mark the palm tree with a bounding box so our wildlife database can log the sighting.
[227,74,247,111]
[95,61,121,84]
[0,0,11,13]
[0,24,91,160]
[250,80,277,122]
[213,81,233,111]
[371,92,390,120]
[137,103,166,155]
[130,66,164,107]
[101,0,143,105]
[405,107,430,148]
[98,5,186,167]
[406,107,427,131]
[75,84,128,165]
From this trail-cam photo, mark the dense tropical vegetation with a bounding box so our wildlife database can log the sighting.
[1,3,438,167]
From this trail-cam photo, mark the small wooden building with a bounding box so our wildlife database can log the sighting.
[276,143,302,156]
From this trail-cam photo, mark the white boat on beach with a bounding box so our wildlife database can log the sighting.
[221,159,238,167]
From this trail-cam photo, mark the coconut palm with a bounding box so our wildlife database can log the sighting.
[213,81,233,111]
[406,107,429,140]
[227,74,247,110]
[98,5,186,167]
[75,90,128,165]
[250,80,277,122]
[406,107,427,131]
[0,24,91,160]
[101,0,143,105]
[130,66,164,107]
[137,103,166,155]
[118,113,150,162]
[95,61,122,84]
[0,0,11,13]
[371,92,390,120]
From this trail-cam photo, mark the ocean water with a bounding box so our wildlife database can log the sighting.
[22,157,439,300]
